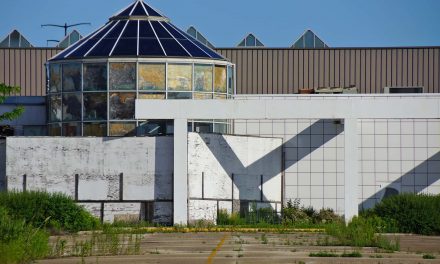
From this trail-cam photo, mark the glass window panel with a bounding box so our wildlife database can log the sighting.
[138,92,166,99]
[48,124,61,136]
[83,63,107,91]
[49,64,62,93]
[62,122,81,136]
[256,39,264,47]
[214,65,227,93]
[49,95,62,122]
[109,62,136,90]
[62,93,82,121]
[167,92,192,99]
[109,122,136,136]
[315,37,325,48]
[227,66,234,95]
[109,92,135,119]
[214,123,228,134]
[167,64,192,91]
[138,63,165,90]
[23,126,47,136]
[137,120,167,136]
[214,94,227,99]
[194,93,212,99]
[194,122,213,133]
[83,93,107,121]
[62,63,82,92]
[194,64,212,92]
[84,122,107,137]
[238,39,245,47]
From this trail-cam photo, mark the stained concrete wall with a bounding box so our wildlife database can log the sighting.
[187,133,283,223]
[4,137,174,224]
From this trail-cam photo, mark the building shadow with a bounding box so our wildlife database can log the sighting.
[200,119,343,204]
[360,151,440,210]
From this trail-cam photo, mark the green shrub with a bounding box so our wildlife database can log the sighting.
[326,216,399,250]
[340,251,362,257]
[423,254,436,259]
[0,191,99,233]
[371,193,440,235]
[282,199,342,225]
[309,251,338,257]
[0,206,49,263]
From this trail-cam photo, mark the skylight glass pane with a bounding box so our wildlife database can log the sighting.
[315,37,325,48]
[86,38,116,57]
[139,21,156,38]
[179,39,206,57]
[246,34,256,46]
[168,64,192,91]
[256,39,264,47]
[214,65,227,93]
[112,38,138,56]
[187,27,197,38]
[131,2,147,16]
[0,38,9,47]
[139,38,165,56]
[70,32,80,43]
[10,32,19,47]
[20,37,31,47]
[194,64,213,92]
[305,30,314,48]
[160,39,189,57]
[293,36,304,48]
[109,63,136,90]
[138,63,166,90]
[238,39,245,47]
[62,63,82,92]
[144,4,161,17]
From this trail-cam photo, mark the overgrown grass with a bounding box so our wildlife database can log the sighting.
[326,216,400,251]
[340,251,362,257]
[0,191,100,233]
[309,251,339,257]
[0,206,49,264]
[423,254,436,259]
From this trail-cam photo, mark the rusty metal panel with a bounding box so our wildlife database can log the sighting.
[424,49,429,92]
[257,49,263,94]
[329,49,335,87]
[298,50,304,89]
[267,50,273,94]
[402,49,408,86]
[287,50,294,93]
[366,50,371,93]
[429,49,434,93]
[313,50,319,89]
[434,49,439,93]
[251,50,258,94]
[334,50,340,87]
[282,50,288,93]
[273,50,279,93]
[303,50,309,89]
[408,49,413,86]
[262,50,268,94]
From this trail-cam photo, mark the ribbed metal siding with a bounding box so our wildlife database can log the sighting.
[215,47,440,94]
[0,48,62,96]
[1,47,439,96]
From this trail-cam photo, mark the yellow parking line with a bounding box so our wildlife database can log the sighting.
[207,234,229,264]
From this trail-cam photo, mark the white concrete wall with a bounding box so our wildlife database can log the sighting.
[234,118,440,214]
[4,137,174,224]
[187,133,283,223]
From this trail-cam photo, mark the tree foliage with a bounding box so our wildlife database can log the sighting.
[0,83,25,122]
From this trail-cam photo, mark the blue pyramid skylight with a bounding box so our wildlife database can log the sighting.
[51,0,224,61]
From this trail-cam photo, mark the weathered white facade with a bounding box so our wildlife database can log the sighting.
[0,133,282,224]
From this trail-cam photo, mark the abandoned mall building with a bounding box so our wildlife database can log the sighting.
[0,0,439,225]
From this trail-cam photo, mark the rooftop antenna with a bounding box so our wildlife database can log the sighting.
[46,40,60,47]
[41,22,91,36]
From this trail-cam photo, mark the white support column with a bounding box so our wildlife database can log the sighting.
[173,118,188,225]
[344,118,359,223]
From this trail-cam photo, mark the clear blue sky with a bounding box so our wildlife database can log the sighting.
[1,0,439,48]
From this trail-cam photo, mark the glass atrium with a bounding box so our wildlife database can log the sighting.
[47,0,235,137]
